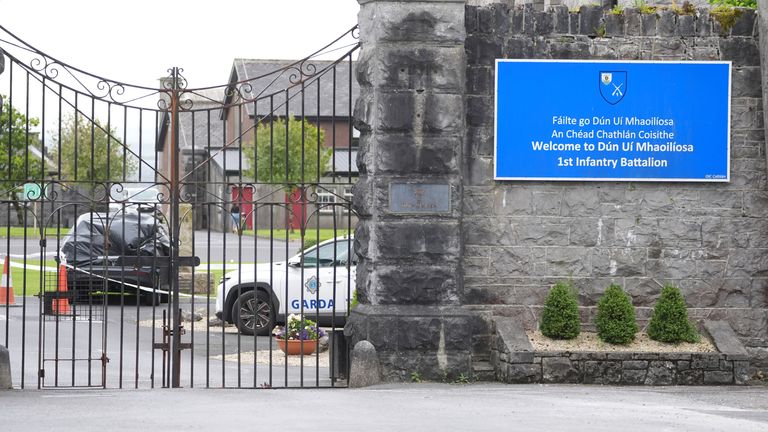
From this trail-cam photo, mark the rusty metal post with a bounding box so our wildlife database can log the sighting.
[169,67,183,388]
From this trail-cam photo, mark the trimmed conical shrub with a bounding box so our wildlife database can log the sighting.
[647,285,700,343]
[595,284,638,345]
[540,281,580,340]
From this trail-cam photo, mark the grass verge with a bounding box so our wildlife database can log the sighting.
[0,226,66,238]
[244,228,350,242]
[7,259,58,297]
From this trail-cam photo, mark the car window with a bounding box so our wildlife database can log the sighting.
[302,240,352,267]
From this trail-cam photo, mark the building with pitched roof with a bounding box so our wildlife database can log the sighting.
[156,58,359,231]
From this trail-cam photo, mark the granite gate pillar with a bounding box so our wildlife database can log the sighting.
[347,0,486,381]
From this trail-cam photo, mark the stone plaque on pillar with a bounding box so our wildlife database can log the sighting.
[389,183,451,214]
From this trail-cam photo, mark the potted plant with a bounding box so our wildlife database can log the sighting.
[272,314,326,355]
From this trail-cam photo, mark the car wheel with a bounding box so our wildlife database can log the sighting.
[233,290,274,336]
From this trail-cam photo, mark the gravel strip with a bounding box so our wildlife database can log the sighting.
[528,331,716,353]
[211,350,330,367]
[137,318,241,333]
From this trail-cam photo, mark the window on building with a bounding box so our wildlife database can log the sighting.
[317,192,336,214]
[342,186,353,213]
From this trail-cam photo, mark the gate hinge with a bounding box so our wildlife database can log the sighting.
[38,369,45,378]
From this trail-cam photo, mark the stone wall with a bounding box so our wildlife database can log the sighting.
[464,4,767,368]
[492,319,752,385]
[349,1,767,382]
[504,0,712,12]
[495,344,752,385]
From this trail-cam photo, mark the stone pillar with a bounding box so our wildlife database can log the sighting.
[348,0,483,382]
[178,202,208,294]
[0,345,12,390]
[760,0,768,170]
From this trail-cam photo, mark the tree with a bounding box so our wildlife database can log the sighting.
[540,281,581,340]
[0,97,43,224]
[595,284,638,345]
[243,117,330,186]
[51,114,136,196]
[647,285,700,343]
[242,117,330,231]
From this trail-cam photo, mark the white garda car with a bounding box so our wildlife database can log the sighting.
[215,236,356,335]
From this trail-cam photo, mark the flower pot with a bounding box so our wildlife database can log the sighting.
[276,338,317,355]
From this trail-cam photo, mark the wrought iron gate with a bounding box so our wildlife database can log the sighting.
[0,24,359,389]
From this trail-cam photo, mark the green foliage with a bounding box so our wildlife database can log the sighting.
[709,0,756,8]
[453,373,470,384]
[0,97,44,224]
[0,226,63,238]
[595,284,638,345]
[0,97,43,183]
[410,371,422,383]
[51,114,136,184]
[539,281,581,340]
[671,1,697,15]
[350,289,359,309]
[634,0,657,14]
[244,117,331,187]
[609,5,624,15]
[250,228,350,242]
[709,4,744,33]
[302,236,319,251]
[594,24,606,38]
[272,314,325,340]
[647,286,700,343]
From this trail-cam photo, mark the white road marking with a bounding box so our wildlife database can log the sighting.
[8,252,56,259]
[7,260,58,272]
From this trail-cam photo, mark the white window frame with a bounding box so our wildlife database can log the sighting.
[317,192,336,214]
[342,186,353,213]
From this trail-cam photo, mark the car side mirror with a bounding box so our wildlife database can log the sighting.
[287,256,301,267]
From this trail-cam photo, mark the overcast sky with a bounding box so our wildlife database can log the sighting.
[0,0,360,178]
[0,0,360,87]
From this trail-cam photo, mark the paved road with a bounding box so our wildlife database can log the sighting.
[1,383,767,431]
[189,230,302,263]
[2,296,342,390]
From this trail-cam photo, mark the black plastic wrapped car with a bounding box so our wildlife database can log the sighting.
[58,208,171,305]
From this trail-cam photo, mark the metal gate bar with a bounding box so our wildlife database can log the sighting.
[0,24,359,389]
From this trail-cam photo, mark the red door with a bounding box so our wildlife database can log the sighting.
[231,186,254,230]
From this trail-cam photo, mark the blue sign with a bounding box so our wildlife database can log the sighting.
[495,60,731,182]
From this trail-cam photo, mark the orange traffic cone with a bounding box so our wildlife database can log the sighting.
[0,255,15,306]
[51,264,71,315]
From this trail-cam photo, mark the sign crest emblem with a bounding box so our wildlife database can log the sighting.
[305,275,320,295]
[599,71,627,105]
